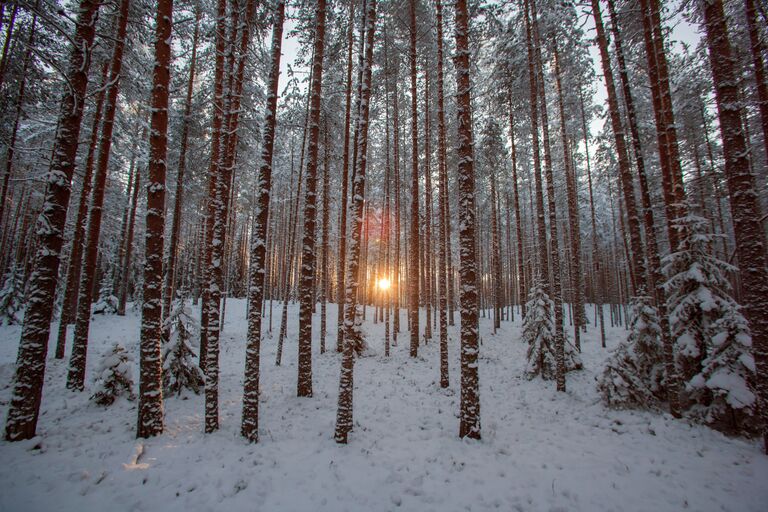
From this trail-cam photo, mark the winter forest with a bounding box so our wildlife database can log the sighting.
[0,0,767,509]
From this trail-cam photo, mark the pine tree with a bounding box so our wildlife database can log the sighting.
[597,293,665,409]
[663,214,756,434]
[163,293,204,396]
[0,263,24,325]
[91,343,136,406]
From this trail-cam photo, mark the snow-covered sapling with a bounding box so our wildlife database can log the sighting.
[523,277,582,380]
[663,213,756,434]
[0,263,24,325]
[597,292,665,409]
[92,276,118,315]
[91,343,136,406]
[162,294,204,395]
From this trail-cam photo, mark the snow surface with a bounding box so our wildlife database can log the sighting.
[1,300,767,512]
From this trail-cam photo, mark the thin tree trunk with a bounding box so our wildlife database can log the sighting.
[436,0,448,387]
[162,2,201,340]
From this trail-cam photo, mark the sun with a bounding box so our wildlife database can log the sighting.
[377,277,391,291]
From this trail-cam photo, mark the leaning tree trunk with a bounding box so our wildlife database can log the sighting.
[455,0,480,441]
[702,0,768,455]
[136,0,172,439]
[5,0,100,442]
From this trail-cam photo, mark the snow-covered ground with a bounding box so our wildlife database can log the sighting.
[1,300,767,512]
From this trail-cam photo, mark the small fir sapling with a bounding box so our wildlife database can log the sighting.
[0,264,25,325]
[91,343,136,405]
[162,291,204,395]
[663,213,755,434]
[523,276,582,380]
[597,291,666,409]
[92,276,119,315]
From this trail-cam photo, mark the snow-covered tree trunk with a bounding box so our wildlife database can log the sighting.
[701,0,768,453]
[335,0,375,445]
[454,0,480,440]
[408,0,420,359]
[136,0,173,439]
[240,0,285,442]
[297,0,327,399]
[4,0,101,442]
[436,0,449,388]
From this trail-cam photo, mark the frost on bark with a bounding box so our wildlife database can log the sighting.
[297,0,327,399]
[335,0,376,445]
[137,0,172,439]
[5,0,100,442]
[454,0,480,440]
[701,0,768,451]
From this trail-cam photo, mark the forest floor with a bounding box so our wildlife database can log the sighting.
[1,299,767,512]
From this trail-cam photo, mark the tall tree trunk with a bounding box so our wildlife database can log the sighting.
[4,0,100,442]
[241,0,285,443]
[436,0,449,387]
[408,0,420,358]
[702,0,768,454]
[199,0,229,375]
[455,0,480,440]
[532,0,566,391]
[136,0,172,439]
[298,0,327,398]
[744,0,768,161]
[0,6,37,244]
[68,0,131,392]
[335,0,375,445]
